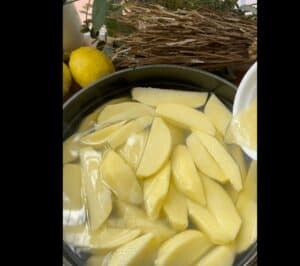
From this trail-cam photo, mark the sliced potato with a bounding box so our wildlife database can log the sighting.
[78,97,131,132]
[167,122,186,147]
[155,230,212,266]
[90,227,141,252]
[117,130,149,170]
[108,233,157,266]
[137,117,172,177]
[236,161,257,253]
[80,121,126,147]
[195,244,235,266]
[80,148,112,231]
[63,133,83,164]
[144,161,171,220]
[194,131,242,191]
[116,201,176,243]
[163,183,188,231]
[186,133,227,183]
[97,102,155,125]
[108,116,153,149]
[203,176,241,242]
[132,87,208,108]
[63,164,82,210]
[204,93,232,136]
[171,145,206,205]
[86,254,112,266]
[187,199,231,244]
[63,164,85,226]
[156,103,216,135]
[101,150,143,205]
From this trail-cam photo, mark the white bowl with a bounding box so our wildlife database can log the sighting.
[232,62,257,160]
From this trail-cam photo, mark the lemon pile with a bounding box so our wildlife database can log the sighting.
[63,47,115,97]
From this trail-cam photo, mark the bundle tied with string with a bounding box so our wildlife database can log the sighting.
[107,2,256,70]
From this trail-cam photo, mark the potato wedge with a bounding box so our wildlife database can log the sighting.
[203,176,241,242]
[186,133,227,183]
[204,94,232,137]
[132,87,208,108]
[137,117,172,177]
[63,133,84,164]
[224,144,248,203]
[80,121,126,147]
[63,164,82,210]
[156,103,216,135]
[163,183,188,231]
[195,244,235,266]
[171,145,206,205]
[117,130,149,170]
[97,102,155,125]
[89,227,141,252]
[108,116,153,149]
[78,97,131,132]
[194,131,242,191]
[80,148,112,231]
[167,122,186,147]
[187,199,231,244]
[116,201,176,243]
[63,164,85,226]
[101,150,143,205]
[155,230,212,266]
[108,233,157,266]
[144,161,171,220]
[236,161,257,253]
[63,225,90,247]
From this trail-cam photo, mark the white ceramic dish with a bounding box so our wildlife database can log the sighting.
[232,62,257,160]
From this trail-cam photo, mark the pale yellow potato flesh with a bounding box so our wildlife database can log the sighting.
[171,145,206,205]
[97,102,155,125]
[86,254,112,266]
[89,227,141,252]
[108,233,157,266]
[80,121,126,147]
[144,161,171,220]
[136,117,172,177]
[63,164,86,227]
[108,116,153,149]
[163,183,188,231]
[236,161,257,253]
[224,144,248,203]
[195,244,236,266]
[186,133,227,183]
[63,133,84,164]
[203,176,241,242]
[132,87,208,107]
[78,97,131,132]
[155,230,212,266]
[63,225,90,247]
[167,122,186,147]
[156,103,216,135]
[116,201,176,244]
[101,150,143,205]
[63,164,82,210]
[80,148,112,231]
[187,199,232,245]
[117,130,149,170]
[194,131,242,191]
[204,93,232,137]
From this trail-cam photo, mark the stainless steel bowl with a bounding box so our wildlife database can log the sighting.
[63,64,257,266]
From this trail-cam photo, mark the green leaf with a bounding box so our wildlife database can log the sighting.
[92,0,108,33]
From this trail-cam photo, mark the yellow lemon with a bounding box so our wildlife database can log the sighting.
[63,62,72,96]
[69,46,115,88]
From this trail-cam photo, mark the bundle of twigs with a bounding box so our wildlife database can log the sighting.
[108,2,256,70]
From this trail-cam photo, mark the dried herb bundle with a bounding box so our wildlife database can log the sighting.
[108,2,256,70]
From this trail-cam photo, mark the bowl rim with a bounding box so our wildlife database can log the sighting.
[63,64,257,266]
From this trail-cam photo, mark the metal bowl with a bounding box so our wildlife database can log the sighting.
[63,64,257,266]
